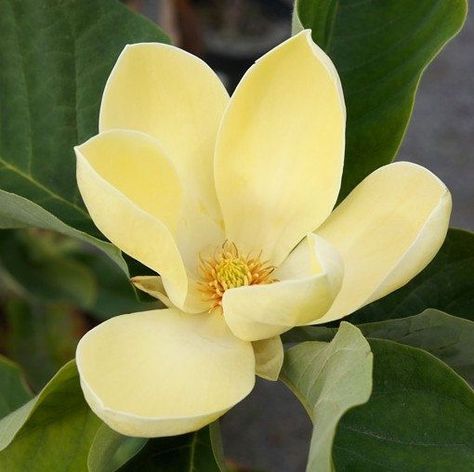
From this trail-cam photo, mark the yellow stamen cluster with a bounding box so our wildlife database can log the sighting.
[198,241,276,311]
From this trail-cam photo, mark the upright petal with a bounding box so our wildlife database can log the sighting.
[315,162,451,323]
[75,130,189,308]
[100,43,229,223]
[215,30,345,265]
[223,235,343,341]
[76,309,255,437]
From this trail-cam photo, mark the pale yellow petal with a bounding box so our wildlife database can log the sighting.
[223,235,343,341]
[75,130,189,308]
[76,309,255,437]
[131,276,174,308]
[315,162,451,323]
[215,30,345,265]
[100,42,229,223]
[253,336,284,381]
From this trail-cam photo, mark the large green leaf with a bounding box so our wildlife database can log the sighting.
[0,0,169,266]
[349,229,474,323]
[293,0,467,199]
[0,361,102,471]
[284,309,474,386]
[0,355,32,419]
[333,340,474,470]
[280,323,372,472]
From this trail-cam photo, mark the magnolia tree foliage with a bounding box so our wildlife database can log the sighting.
[0,0,471,471]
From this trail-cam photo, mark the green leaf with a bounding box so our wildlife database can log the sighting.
[3,299,84,390]
[333,339,474,470]
[0,229,153,318]
[75,250,159,320]
[0,230,97,307]
[0,0,169,266]
[284,309,474,386]
[118,423,228,472]
[293,0,467,199]
[88,424,147,472]
[0,189,128,276]
[0,361,102,471]
[0,355,32,419]
[87,422,228,472]
[349,229,474,323]
[280,322,372,472]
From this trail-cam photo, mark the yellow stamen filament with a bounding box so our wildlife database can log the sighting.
[198,241,276,311]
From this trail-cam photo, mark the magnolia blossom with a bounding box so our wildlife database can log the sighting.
[74,31,451,437]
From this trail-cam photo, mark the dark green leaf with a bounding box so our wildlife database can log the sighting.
[75,250,159,320]
[0,229,97,307]
[0,361,102,471]
[334,340,474,471]
[0,189,128,275]
[281,323,372,472]
[118,424,227,472]
[349,229,474,323]
[0,228,157,319]
[284,309,474,386]
[293,0,467,199]
[88,424,147,472]
[0,355,32,419]
[0,0,169,269]
[3,298,84,390]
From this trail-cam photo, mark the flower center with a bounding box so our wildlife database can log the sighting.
[198,241,276,311]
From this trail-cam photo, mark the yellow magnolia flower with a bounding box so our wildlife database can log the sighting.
[74,31,451,438]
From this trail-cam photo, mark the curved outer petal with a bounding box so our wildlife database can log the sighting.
[75,130,192,309]
[76,309,255,437]
[253,336,284,381]
[314,162,452,324]
[214,30,345,265]
[223,234,343,341]
[100,42,229,224]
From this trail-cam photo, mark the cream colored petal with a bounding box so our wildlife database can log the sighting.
[100,42,229,223]
[215,30,345,265]
[131,276,174,308]
[130,275,207,315]
[253,336,284,381]
[76,309,255,438]
[223,235,343,341]
[75,130,190,308]
[315,161,451,324]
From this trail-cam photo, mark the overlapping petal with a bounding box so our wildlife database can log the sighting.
[75,130,190,307]
[214,30,346,265]
[76,309,255,437]
[131,275,174,308]
[314,162,451,323]
[253,336,284,381]
[76,130,219,313]
[223,234,343,341]
[100,42,229,224]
